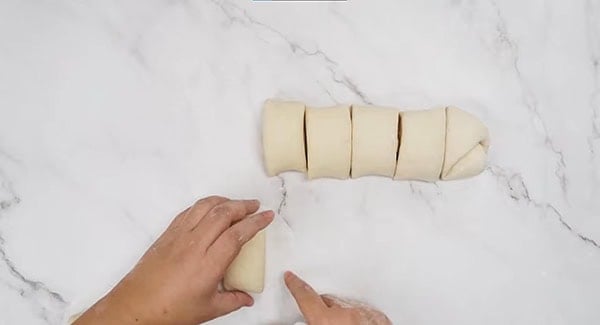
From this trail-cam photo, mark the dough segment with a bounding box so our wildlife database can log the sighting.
[262,100,307,176]
[441,107,490,180]
[306,105,352,179]
[394,108,446,181]
[351,106,399,178]
[223,230,266,293]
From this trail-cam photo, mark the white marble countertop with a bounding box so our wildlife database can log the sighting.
[1,0,599,324]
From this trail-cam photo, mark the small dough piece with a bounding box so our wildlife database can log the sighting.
[351,106,399,178]
[306,105,352,179]
[441,107,489,180]
[68,313,82,324]
[224,230,266,293]
[262,100,307,176]
[394,108,446,181]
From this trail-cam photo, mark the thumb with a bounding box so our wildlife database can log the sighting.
[213,291,254,316]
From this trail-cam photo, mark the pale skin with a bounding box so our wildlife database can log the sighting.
[75,196,391,325]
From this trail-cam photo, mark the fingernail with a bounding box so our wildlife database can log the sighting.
[284,271,294,281]
[253,210,273,220]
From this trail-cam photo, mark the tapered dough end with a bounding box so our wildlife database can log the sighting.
[441,107,490,180]
[306,105,352,179]
[262,99,307,176]
[394,107,446,182]
[351,106,399,178]
[223,231,266,293]
[442,145,487,180]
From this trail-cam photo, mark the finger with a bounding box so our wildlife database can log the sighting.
[206,210,274,277]
[284,271,327,320]
[192,199,261,247]
[166,206,193,232]
[212,290,254,316]
[179,196,230,230]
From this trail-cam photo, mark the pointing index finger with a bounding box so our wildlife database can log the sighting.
[284,271,327,320]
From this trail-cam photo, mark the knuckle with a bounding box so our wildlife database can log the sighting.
[172,210,187,223]
[224,229,244,247]
[212,204,233,218]
[196,195,226,206]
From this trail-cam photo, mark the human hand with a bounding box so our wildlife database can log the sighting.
[75,196,274,325]
[284,271,392,325]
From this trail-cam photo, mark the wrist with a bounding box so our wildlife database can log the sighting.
[74,283,161,325]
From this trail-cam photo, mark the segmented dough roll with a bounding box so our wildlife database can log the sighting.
[441,107,490,180]
[261,99,489,181]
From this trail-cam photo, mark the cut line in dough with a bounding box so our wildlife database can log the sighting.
[262,100,307,176]
[441,106,490,180]
[305,105,352,179]
[394,107,446,181]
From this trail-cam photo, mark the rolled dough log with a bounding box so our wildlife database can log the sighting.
[351,106,399,178]
[441,107,489,180]
[394,108,446,181]
[306,105,352,179]
[261,99,490,182]
[262,100,307,176]
[224,230,266,293]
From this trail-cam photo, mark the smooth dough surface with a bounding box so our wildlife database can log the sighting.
[441,106,489,180]
[224,230,265,293]
[394,108,446,181]
[262,100,306,176]
[351,105,399,178]
[306,105,352,179]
